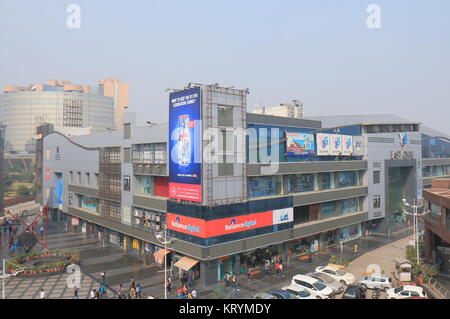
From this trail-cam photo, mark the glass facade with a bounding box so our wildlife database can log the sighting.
[247,176,282,198]
[334,171,358,188]
[287,173,314,193]
[132,143,167,164]
[135,175,153,195]
[423,165,450,178]
[318,172,332,190]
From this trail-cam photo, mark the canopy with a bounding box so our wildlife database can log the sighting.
[153,249,172,264]
[173,256,200,271]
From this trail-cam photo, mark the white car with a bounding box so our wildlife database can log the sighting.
[282,285,316,299]
[386,285,427,299]
[314,265,355,285]
[357,274,393,291]
[291,274,334,299]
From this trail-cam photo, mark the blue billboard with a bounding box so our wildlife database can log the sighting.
[168,87,202,202]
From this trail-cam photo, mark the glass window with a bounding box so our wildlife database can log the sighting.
[320,202,336,219]
[373,171,380,184]
[373,196,381,209]
[318,172,331,190]
[135,175,152,195]
[248,176,281,198]
[288,174,314,193]
[340,198,359,215]
[335,171,358,188]
[218,105,233,127]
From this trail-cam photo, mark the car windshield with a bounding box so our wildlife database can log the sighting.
[394,287,404,293]
[312,280,327,291]
[336,268,346,276]
[316,274,334,284]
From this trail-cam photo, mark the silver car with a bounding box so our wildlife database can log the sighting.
[307,272,344,295]
[357,274,393,291]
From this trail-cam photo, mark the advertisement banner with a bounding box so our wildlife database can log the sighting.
[167,210,283,238]
[272,208,294,225]
[330,134,343,155]
[353,136,364,156]
[285,132,315,156]
[168,87,202,202]
[316,133,331,156]
[341,135,353,155]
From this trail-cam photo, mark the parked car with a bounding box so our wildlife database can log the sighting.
[314,265,355,285]
[357,274,393,291]
[307,272,344,295]
[291,274,334,299]
[269,289,298,299]
[342,285,367,299]
[282,285,315,299]
[385,285,427,299]
[253,293,277,299]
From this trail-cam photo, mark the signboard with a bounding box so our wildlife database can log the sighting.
[353,136,364,156]
[330,135,343,155]
[71,217,79,226]
[168,87,202,202]
[316,133,331,156]
[167,209,290,238]
[285,132,315,156]
[341,135,353,155]
[272,208,294,225]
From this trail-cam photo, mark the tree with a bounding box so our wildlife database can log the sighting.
[16,185,31,196]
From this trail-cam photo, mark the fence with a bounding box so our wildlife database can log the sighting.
[427,278,450,299]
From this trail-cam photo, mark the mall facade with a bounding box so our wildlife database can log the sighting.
[38,84,450,285]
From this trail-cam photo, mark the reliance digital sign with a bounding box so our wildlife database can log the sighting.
[168,87,202,202]
[285,132,315,156]
[167,209,291,238]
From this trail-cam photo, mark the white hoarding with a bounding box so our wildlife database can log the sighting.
[341,135,353,155]
[316,133,331,156]
[353,136,364,156]
[330,135,343,155]
[272,207,294,225]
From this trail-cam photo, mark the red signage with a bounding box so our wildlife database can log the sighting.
[169,183,202,202]
[167,211,274,238]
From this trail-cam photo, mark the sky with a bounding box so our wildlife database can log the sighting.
[1,0,449,134]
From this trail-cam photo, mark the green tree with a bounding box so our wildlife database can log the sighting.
[16,185,31,196]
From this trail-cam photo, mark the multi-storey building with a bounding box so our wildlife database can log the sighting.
[424,179,450,278]
[38,84,450,285]
[0,79,127,153]
[0,124,4,215]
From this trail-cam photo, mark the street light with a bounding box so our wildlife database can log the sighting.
[155,225,174,300]
[402,197,430,265]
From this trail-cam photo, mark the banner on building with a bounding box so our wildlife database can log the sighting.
[168,87,202,202]
[353,136,364,156]
[316,133,331,156]
[272,207,294,225]
[341,135,353,155]
[285,132,315,156]
[330,135,343,155]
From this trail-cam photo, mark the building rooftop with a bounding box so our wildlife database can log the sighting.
[304,114,420,127]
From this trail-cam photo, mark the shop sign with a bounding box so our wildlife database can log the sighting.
[71,217,79,226]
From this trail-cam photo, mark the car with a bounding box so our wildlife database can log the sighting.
[342,285,367,299]
[314,265,355,285]
[307,272,345,295]
[357,274,393,291]
[253,292,277,299]
[269,289,298,299]
[282,285,316,299]
[291,274,334,299]
[385,285,427,299]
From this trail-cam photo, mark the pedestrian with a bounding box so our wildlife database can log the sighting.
[340,242,344,253]
[166,277,172,293]
[353,244,358,255]
[191,289,197,299]
[40,289,46,299]
[308,250,313,263]
[288,248,292,264]
[39,226,44,238]
[279,262,283,275]
[73,287,79,299]
[275,262,280,275]
[182,284,188,296]
[232,273,239,291]
[264,261,270,275]
[99,283,107,299]
[94,289,100,299]
[177,287,183,299]
[247,270,253,281]
[224,273,230,288]
[117,284,125,299]
[136,283,142,299]
[90,290,96,299]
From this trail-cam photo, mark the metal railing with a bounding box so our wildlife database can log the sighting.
[428,278,450,299]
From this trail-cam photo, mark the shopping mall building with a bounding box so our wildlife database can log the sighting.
[37,84,450,285]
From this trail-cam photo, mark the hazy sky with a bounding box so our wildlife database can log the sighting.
[1,0,449,134]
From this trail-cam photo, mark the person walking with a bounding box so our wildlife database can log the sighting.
[275,262,280,276]
[117,284,125,299]
[99,283,107,299]
[224,273,230,288]
[279,262,284,276]
[353,244,358,255]
[264,260,271,275]
[308,249,313,263]
[232,273,239,291]
[166,277,172,294]
[39,226,44,238]
[40,289,46,299]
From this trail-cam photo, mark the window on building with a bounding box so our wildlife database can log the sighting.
[94,173,99,187]
[135,175,152,195]
[124,175,131,192]
[86,173,90,186]
[320,202,336,219]
[77,172,81,184]
[318,172,331,190]
[218,105,233,127]
[340,198,359,214]
[70,171,73,183]
[124,123,131,139]
[288,174,315,193]
[335,171,358,188]
[247,176,282,198]
[373,171,381,184]
[373,195,381,209]
[123,147,131,163]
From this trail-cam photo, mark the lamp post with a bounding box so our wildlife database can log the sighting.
[155,225,173,300]
[402,197,430,265]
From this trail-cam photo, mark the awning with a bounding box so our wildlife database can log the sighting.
[153,249,172,264]
[173,256,200,271]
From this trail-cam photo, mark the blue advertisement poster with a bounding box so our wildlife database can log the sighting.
[168,87,202,202]
[285,132,315,156]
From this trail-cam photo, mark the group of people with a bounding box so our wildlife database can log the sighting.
[263,255,285,275]
[224,273,240,291]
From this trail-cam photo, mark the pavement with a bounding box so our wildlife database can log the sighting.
[1,208,417,299]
